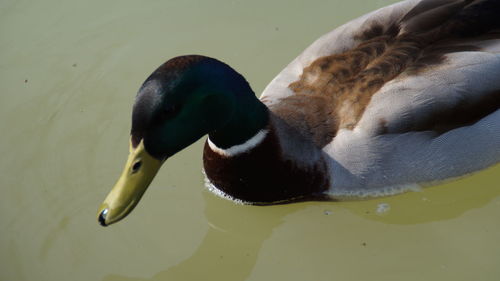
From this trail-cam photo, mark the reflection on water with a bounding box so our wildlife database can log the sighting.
[347,165,500,225]
[103,165,500,281]
[1,0,499,280]
[103,192,301,281]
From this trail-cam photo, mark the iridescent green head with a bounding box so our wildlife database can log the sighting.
[98,55,268,226]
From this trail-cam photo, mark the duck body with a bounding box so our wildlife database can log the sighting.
[98,0,500,226]
[203,0,500,203]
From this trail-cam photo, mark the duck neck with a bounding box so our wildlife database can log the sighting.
[208,92,269,151]
[203,113,330,204]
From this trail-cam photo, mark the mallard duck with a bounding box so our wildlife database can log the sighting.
[98,0,500,226]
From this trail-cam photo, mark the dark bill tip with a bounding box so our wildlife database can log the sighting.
[98,209,108,227]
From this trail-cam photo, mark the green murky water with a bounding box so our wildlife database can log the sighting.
[1,0,499,280]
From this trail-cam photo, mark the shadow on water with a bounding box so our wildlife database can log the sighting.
[101,190,308,281]
[341,164,500,225]
[102,165,500,281]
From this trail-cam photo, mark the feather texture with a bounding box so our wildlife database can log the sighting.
[258,0,500,196]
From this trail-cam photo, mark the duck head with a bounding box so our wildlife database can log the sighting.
[97,55,267,226]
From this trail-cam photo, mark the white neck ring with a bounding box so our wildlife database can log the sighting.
[208,129,269,157]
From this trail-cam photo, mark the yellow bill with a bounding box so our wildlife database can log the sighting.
[97,139,163,226]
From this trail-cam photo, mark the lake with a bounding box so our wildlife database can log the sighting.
[1,0,499,280]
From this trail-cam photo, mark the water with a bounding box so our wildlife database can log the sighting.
[1,0,499,280]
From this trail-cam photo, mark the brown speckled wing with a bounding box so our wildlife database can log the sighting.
[270,0,500,147]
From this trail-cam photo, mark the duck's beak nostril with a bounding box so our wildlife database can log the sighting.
[98,209,108,227]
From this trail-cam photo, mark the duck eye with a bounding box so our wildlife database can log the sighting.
[132,160,142,173]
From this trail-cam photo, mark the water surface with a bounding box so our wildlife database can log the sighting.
[1,0,499,280]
